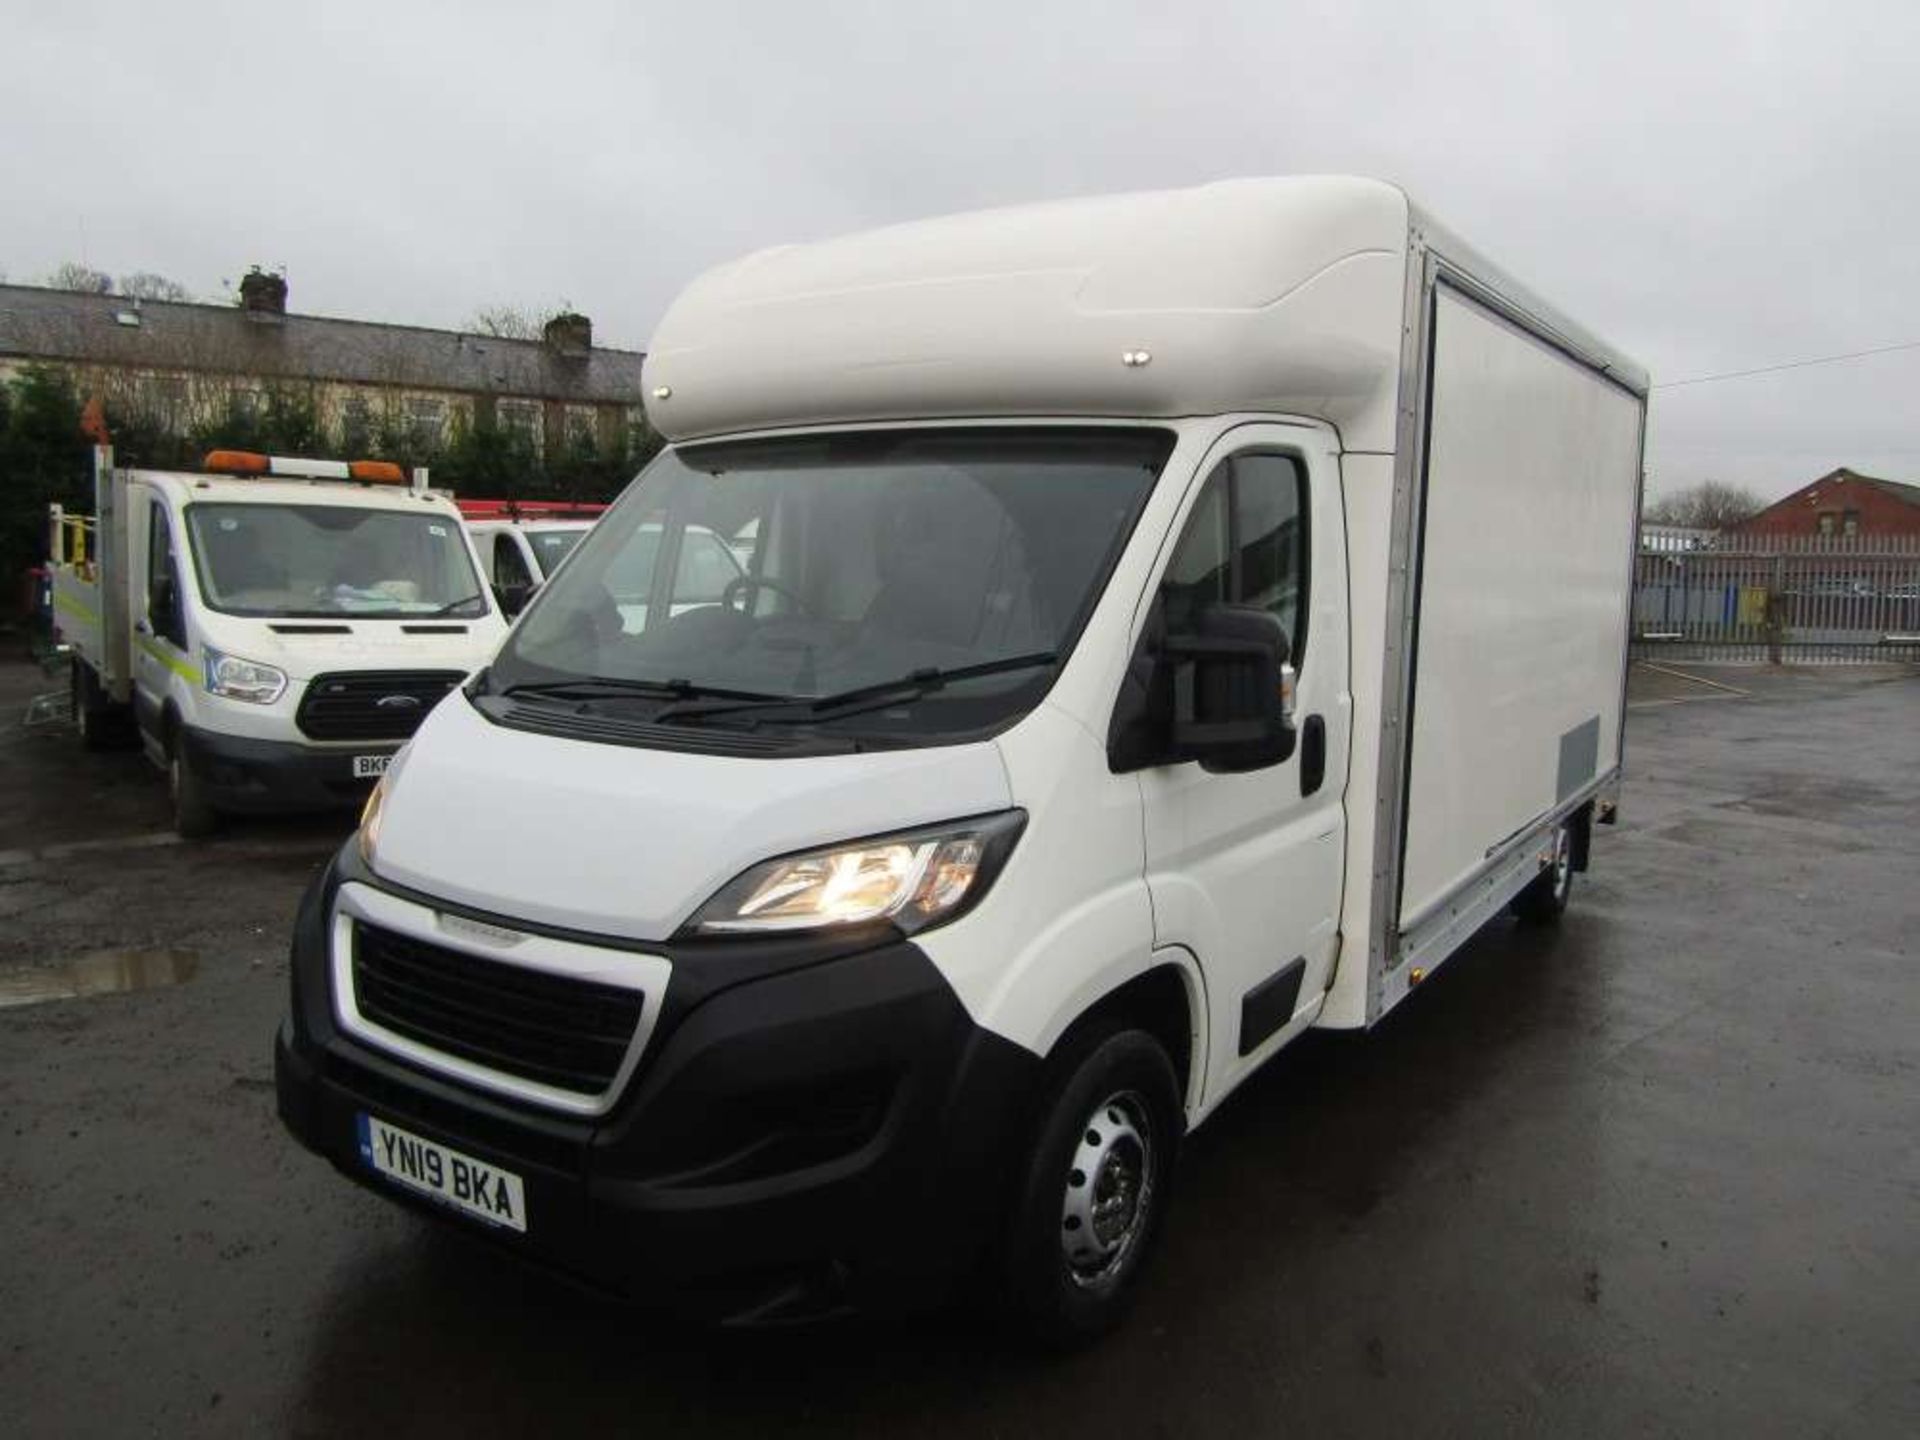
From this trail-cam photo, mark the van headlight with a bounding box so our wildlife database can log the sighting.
[204,647,287,705]
[358,770,390,869]
[687,811,1026,936]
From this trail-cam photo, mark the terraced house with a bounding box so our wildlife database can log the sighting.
[0,271,647,461]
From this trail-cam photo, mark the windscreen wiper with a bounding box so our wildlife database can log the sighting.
[500,676,780,703]
[421,593,488,618]
[649,651,1059,728]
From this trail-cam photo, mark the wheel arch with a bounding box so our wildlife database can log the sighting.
[1038,954,1208,1124]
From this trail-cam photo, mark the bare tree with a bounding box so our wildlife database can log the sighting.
[46,261,113,294]
[466,305,546,340]
[1643,480,1765,531]
[119,271,193,302]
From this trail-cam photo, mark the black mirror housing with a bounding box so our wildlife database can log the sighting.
[1167,606,1294,772]
[1108,603,1295,774]
[497,580,536,617]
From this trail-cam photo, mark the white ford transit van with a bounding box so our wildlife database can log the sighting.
[53,450,506,836]
[276,177,1647,1341]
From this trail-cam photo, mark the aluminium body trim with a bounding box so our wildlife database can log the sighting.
[1409,206,1650,397]
[1614,407,1652,782]
[1363,230,1438,1026]
[1375,768,1617,1020]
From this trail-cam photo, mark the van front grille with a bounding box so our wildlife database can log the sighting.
[351,922,644,1095]
[296,671,464,741]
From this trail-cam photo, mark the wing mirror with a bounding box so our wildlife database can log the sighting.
[495,580,538,618]
[1108,603,1297,774]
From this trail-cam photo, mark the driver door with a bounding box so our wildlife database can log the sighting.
[132,496,193,729]
[1138,425,1350,1107]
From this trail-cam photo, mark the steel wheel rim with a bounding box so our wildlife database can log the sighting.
[1060,1089,1155,1290]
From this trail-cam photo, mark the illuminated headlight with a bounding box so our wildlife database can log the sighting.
[687,811,1026,936]
[357,756,404,869]
[204,647,287,705]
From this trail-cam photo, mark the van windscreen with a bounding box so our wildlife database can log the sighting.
[185,504,488,620]
[485,428,1172,742]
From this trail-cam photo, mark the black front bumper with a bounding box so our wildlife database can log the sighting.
[183,726,392,815]
[275,848,1038,1323]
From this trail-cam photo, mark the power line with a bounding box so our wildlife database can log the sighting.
[1654,339,1920,390]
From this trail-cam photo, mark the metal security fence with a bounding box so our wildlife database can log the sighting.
[1632,530,1920,664]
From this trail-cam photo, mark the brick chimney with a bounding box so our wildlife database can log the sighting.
[543,312,592,359]
[239,267,288,321]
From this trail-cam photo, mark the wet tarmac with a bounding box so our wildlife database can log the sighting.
[0,947,199,1010]
[1,659,1916,1436]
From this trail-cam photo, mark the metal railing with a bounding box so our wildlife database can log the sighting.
[1632,531,1920,664]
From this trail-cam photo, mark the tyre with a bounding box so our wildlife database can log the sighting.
[1511,817,1574,925]
[999,1022,1182,1347]
[167,736,220,839]
[71,659,131,752]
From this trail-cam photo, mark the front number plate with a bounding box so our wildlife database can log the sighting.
[352,754,392,779]
[357,1114,527,1233]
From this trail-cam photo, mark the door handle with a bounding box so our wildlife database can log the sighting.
[1301,714,1326,797]
[133,620,151,636]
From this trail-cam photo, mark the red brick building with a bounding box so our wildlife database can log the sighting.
[1735,468,1920,538]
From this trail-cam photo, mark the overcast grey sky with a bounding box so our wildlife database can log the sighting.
[5,0,1916,500]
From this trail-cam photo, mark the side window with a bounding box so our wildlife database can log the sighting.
[1162,453,1308,663]
[493,534,532,589]
[672,529,746,605]
[604,525,664,633]
[599,523,751,633]
[147,502,186,647]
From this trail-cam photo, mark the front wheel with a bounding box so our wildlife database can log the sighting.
[168,740,219,840]
[1511,818,1574,925]
[999,1023,1182,1347]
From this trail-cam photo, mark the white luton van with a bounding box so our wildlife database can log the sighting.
[52,450,507,836]
[276,177,1647,1341]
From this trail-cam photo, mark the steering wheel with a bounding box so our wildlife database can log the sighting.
[722,574,812,617]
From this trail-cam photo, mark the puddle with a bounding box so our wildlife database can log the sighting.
[0,948,199,1010]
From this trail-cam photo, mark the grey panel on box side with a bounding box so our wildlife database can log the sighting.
[1557,716,1601,803]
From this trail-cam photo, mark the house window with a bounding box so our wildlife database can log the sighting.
[498,399,540,443]
[146,374,188,425]
[409,396,446,449]
[1842,510,1860,537]
[230,387,265,422]
[566,406,596,449]
[1817,512,1837,536]
[341,394,371,452]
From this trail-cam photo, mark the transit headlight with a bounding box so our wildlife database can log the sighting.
[687,811,1026,936]
[204,647,287,705]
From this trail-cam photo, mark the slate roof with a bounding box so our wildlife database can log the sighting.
[0,285,645,405]
[1853,473,1920,507]
[1790,467,1920,508]
[1734,467,1920,531]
